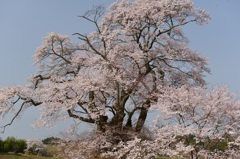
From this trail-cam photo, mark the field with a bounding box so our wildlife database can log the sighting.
[0,155,173,159]
[0,154,55,159]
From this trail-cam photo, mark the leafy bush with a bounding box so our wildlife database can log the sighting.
[0,137,27,153]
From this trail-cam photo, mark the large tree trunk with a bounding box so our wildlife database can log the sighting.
[96,115,108,132]
[110,89,129,131]
[124,112,134,129]
[89,91,108,132]
[110,105,125,131]
[135,100,150,132]
[135,107,148,132]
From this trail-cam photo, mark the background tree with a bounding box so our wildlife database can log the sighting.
[3,137,15,152]
[2,137,27,153]
[42,137,60,145]
[0,138,4,153]
[15,139,27,153]
[151,86,240,158]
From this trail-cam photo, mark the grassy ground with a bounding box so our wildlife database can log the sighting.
[0,154,56,159]
[0,154,191,159]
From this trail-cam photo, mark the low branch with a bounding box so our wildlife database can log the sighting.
[34,75,51,89]
[67,109,95,123]
[1,101,26,133]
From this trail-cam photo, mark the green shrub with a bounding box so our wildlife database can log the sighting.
[2,137,27,153]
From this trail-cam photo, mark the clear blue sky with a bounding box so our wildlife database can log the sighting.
[0,0,239,139]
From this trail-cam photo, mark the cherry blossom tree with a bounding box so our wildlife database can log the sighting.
[1,0,239,158]
[152,86,240,158]
[54,86,239,159]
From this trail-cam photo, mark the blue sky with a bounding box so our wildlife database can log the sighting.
[0,0,239,139]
